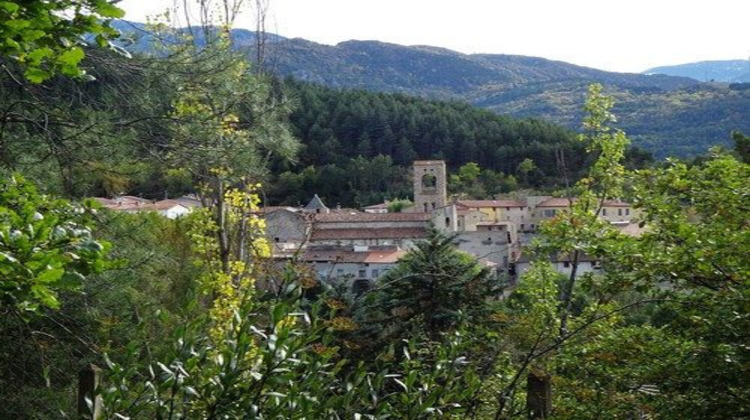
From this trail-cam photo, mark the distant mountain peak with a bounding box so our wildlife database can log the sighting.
[112,20,749,157]
[644,59,750,83]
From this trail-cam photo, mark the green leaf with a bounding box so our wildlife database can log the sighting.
[95,1,125,18]
[21,29,45,42]
[36,267,64,284]
[0,1,19,13]
[24,67,49,83]
[27,47,53,63]
[58,47,84,67]
[3,19,29,30]
[30,285,59,309]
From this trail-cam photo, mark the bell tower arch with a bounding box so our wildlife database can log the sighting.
[412,160,447,213]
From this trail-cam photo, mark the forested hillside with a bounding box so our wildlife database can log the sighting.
[1,44,618,206]
[112,21,750,158]
[245,34,749,158]
[269,80,614,206]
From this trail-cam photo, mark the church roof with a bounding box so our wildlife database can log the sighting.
[304,194,329,212]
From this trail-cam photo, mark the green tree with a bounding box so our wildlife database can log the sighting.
[517,158,537,186]
[0,174,108,314]
[355,229,500,346]
[732,130,750,163]
[489,84,635,418]
[0,0,124,82]
[459,162,482,181]
[386,198,412,213]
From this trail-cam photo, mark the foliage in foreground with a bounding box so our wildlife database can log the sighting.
[0,175,109,314]
[0,0,124,82]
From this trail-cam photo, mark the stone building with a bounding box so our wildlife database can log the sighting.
[411,160,447,213]
[530,197,636,229]
[264,208,311,255]
[310,212,431,249]
[301,245,405,294]
[260,159,639,291]
[455,199,527,232]
[92,196,193,219]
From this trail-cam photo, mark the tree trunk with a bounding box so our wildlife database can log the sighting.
[78,364,102,419]
[526,371,551,419]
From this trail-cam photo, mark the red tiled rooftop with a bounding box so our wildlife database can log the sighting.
[536,197,631,208]
[310,227,428,241]
[98,199,189,212]
[458,199,526,208]
[314,212,431,223]
[302,249,406,264]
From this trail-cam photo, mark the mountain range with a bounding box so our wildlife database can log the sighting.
[113,21,750,158]
[645,60,750,83]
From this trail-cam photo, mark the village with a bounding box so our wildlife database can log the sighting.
[94,160,643,293]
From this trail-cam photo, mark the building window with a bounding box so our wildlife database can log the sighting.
[274,237,280,243]
[563,261,570,268]
[625,208,630,216]
[337,268,344,276]
[423,203,428,212]
[445,217,450,228]
[618,208,623,216]
[602,208,607,216]
[543,209,556,217]
[358,269,367,278]
[421,173,437,188]
[372,269,379,278]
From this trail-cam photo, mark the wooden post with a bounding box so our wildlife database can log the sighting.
[527,371,551,419]
[78,364,102,419]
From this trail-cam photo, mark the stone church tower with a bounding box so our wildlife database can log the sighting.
[412,160,447,213]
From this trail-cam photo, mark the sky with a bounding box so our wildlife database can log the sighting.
[118,0,750,73]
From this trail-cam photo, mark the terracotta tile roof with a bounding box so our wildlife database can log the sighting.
[536,197,631,208]
[147,200,189,211]
[413,160,445,165]
[92,197,115,206]
[603,200,632,208]
[311,227,428,240]
[458,199,526,208]
[302,249,406,264]
[535,197,575,207]
[314,212,431,223]
[93,196,151,206]
[173,196,202,207]
[330,208,362,214]
[98,199,189,212]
